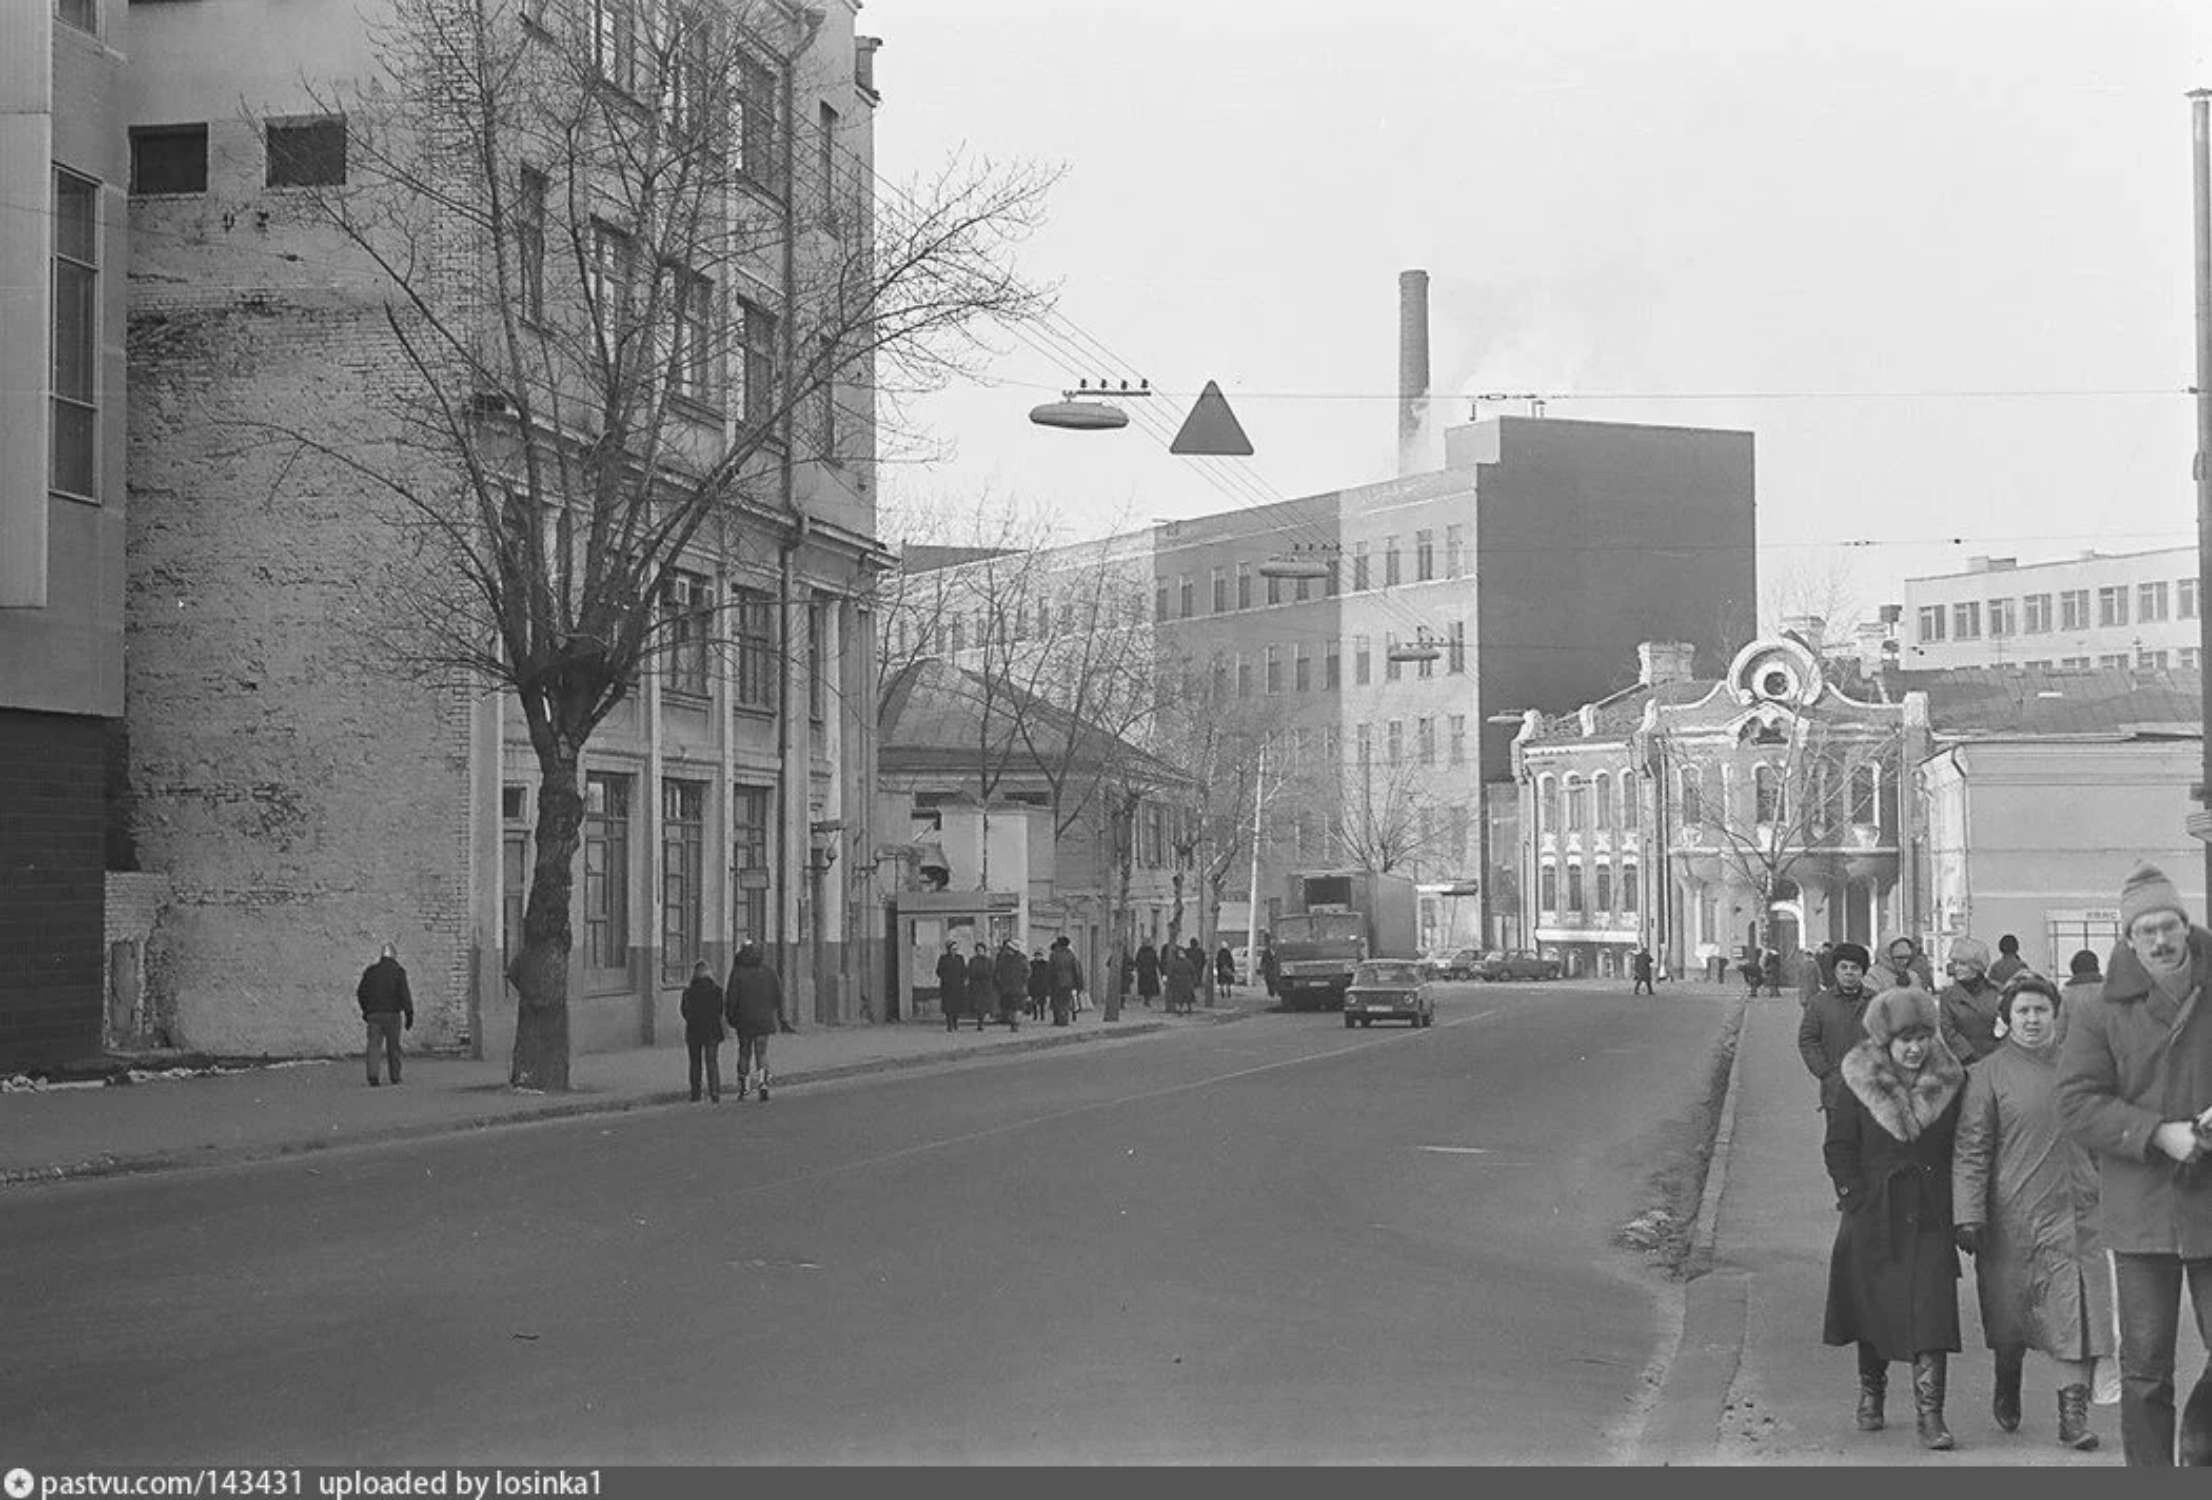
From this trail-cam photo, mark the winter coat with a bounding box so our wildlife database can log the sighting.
[1027,957,1053,1001]
[1163,950,1196,1006]
[1633,951,1655,982]
[1135,944,1161,997]
[680,975,726,1044]
[1216,947,1236,986]
[1938,979,2004,1064]
[724,949,785,1036]
[1987,953,2029,987]
[2056,925,2212,1258]
[356,957,415,1023]
[966,952,997,1010]
[935,950,968,1015]
[1798,986,1876,1112]
[1049,944,1082,996]
[1823,1036,1966,1360]
[994,947,1029,1006]
[1952,1031,2116,1359]
[1185,942,1207,981]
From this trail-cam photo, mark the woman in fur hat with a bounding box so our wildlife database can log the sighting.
[1823,984,1969,1449]
[1951,972,2114,1450]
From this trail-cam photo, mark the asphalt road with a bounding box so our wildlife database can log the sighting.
[7,982,1736,1465]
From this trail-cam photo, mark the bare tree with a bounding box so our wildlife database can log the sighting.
[233,0,1052,1088]
[1156,668,1291,1000]
[1318,751,1449,876]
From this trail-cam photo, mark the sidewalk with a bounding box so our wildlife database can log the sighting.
[0,995,1264,1188]
[1640,993,2160,1466]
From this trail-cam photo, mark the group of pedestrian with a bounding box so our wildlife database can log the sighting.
[935,935,1084,1030]
[677,942,790,1103]
[1130,936,1214,1015]
[1794,861,2212,1465]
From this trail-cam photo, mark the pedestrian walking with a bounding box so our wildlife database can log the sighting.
[356,943,414,1087]
[1632,947,1656,996]
[966,943,996,1034]
[2065,948,2102,994]
[1048,935,1081,1027]
[724,941,786,1100]
[1952,971,2115,1450]
[1762,945,1783,998]
[1988,934,2029,988]
[2056,861,2212,1466]
[1823,984,1968,1450]
[1135,941,1161,1009]
[1796,947,1825,1006]
[1259,932,1280,1000]
[1028,949,1052,1024]
[995,939,1030,1028]
[1215,943,1237,999]
[1878,935,1938,993]
[679,959,725,1104]
[1163,943,1196,1016]
[1816,941,1839,994]
[1739,948,1762,997]
[935,941,967,1033]
[1938,937,2005,1065]
[1798,942,1876,1116]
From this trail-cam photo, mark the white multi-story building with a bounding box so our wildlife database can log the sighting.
[1900,548,2202,674]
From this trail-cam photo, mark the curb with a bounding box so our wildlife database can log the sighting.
[0,1011,1258,1190]
[1636,994,1753,1465]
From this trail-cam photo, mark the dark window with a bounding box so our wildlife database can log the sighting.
[661,779,706,982]
[732,785,772,947]
[516,167,548,322]
[501,785,530,956]
[130,125,208,194]
[737,56,777,185]
[51,168,97,499]
[265,117,347,187]
[583,773,633,970]
[56,0,96,35]
[661,571,711,696]
[737,300,776,426]
[818,101,841,229]
[734,587,778,710]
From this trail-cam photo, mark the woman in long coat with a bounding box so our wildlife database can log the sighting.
[1135,942,1162,1007]
[1952,972,2114,1450]
[1162,945,1196,1015]
[1824,984,1968,1449]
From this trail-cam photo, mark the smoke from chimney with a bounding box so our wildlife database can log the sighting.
[1398,269,1430,477]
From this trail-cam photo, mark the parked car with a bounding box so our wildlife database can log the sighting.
[1423,947,1485,982]
[1342,959,1435,1028]
[1474,949,1563,982]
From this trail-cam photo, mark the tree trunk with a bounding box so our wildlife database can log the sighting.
[510,751,584,1091]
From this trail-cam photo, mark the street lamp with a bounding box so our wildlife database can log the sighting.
[1388,630,1443,665]
[1029,378,1150,431]
[1256,544,1337,581]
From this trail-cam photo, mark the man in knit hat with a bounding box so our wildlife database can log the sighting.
[2056,861,2212,1465]
[1937,936,2005,1065]
[1799,941,1878,1116]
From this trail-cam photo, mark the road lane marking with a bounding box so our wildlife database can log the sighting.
[1416,1146,1491,1154]
[707,1008,1507,1203]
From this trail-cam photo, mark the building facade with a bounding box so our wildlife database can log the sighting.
[0,0,129,1066]
[1899,548,2202,674]
[905,414,1757,953]
[119,0,886,1057]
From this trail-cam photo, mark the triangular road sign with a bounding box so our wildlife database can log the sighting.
[1169,380,1253,456]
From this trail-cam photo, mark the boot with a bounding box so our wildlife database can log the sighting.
[1856,1345,1887,1432]
[1913,1352,1956,1450]
[2056,1385,2099,1451]
[1992,1346,2024,1434]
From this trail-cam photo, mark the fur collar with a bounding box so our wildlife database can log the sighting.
[1839,1036,1964,1143]
[2099,924,2212,1007]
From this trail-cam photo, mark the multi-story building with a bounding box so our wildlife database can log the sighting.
[903,414,1757,953]
[1510,636,1923,980]
[117,0,886,1057]
[1899,548,2202,674]
[0,0,130,1066]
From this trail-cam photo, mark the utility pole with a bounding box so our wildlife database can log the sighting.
[1245,742,1266,972]
[2194,89,2212,902]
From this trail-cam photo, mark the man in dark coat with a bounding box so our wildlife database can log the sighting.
[1048,936,1081,1027]
[1631,947,1656,996]
[1027,949,1053,1023]
[1215,944,1237,999]
[1938,937,2005,1065]
[1259,932,1280,999]
[1761,945,1783,998]
[2057,862,2212,1466]
[1987,933,2029,988]
[1799,942,1876,1115]
[679,959,725,1103]
[992,939,1026,1030]
[935,942,966,1032]
[356,943,414,1087]
[965,944,996,1034]
[1163,944,1196,1015]
[1135,942,1161,1008]
[1185,938,1208,1004]
[724,942,786,1100]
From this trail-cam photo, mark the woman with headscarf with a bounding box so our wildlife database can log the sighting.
[1951,972,2114,1451]
[1938,937,2005,1064]
[1823,984,1969,1450]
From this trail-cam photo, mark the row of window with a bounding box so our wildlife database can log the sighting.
[1271,803,1476,867]
[1350,715,1471,768]
[1532,762,1883,835]
[502,773,775,982]
[1157,526,1469,622]
[1917,578,2199,643]
[1536,861,1641,917]
[1197,625,1470,699]
[656,575,834,717]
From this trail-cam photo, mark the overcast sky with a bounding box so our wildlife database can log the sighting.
[869,0,2212,630]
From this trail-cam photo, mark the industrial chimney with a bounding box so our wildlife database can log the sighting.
[1398,268,1430,477]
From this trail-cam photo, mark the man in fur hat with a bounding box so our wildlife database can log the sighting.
[1938,936,2006,1065]
[2056,861,2212,1465]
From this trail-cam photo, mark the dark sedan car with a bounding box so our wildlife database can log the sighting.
[1474,949,1563,982]
[1342,960,1435,1028]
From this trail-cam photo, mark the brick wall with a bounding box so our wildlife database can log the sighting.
[127,280,476,1057]
[0,709,107,1066]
